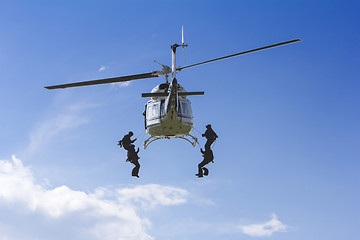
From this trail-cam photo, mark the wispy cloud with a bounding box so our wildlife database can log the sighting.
[98,65,107,72]
[0,156,189,240]
[25,113,87,156]
[238,213,290,237]
[24,103,97,157]
[111,81,131,88]
[117,184,189,209]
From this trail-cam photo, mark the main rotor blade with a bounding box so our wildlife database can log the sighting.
[177,39,301,71]
[45,72,160,89]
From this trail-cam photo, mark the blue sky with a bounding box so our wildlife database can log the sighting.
[0,0,359,239]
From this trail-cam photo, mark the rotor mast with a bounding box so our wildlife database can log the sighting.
[171,44,177,79]
[171,27,188,80]
[171,43,187,80]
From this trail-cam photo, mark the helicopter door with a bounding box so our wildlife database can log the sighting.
[146,101,161,127]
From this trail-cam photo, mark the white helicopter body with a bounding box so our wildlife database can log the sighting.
[145,83,193,136]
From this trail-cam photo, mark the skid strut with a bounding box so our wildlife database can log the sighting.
[144,134,198,149]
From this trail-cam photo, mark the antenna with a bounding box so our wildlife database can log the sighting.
[181,25,188,65]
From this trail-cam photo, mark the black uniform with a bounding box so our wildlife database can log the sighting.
[202,125,218,150]
[119,132,137,161]
[121,133,137,151]
[196,148,214,178]
[128,145,140,178]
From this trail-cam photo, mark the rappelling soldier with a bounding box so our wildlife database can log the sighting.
[128,145,141,178]
[196,147,214,178]
[118,131,137,161]
[202,124,218,150]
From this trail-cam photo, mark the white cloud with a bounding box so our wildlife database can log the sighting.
[239,213,290,237]
[111,81,131,88]
[117,184,189,209]
[0,156,189,240]
[98,65,107,72]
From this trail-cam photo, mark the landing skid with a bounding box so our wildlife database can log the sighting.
[144,136,163,149]
[175,134,199,147]
[144,134,198,149]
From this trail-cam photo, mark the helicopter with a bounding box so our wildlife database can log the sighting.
[45,27,301,149]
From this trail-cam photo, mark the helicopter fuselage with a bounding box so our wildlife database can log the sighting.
[144,81,194,138]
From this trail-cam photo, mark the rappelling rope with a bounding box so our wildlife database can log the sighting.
[192,126,203,149]
[135,130,146,149]
[212,139,217,149]
[193,126,203,135]
[193,126,217,150]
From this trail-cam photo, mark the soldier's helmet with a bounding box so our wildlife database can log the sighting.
[129,131,134,136]
[206,124,212,129]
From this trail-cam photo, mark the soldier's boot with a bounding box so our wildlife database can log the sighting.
[203,167,209,176]
[196,168,204,178]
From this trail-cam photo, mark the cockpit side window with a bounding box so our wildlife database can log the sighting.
[146,101,161,122]
[181,102,188,116]
[160,100,165,117]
